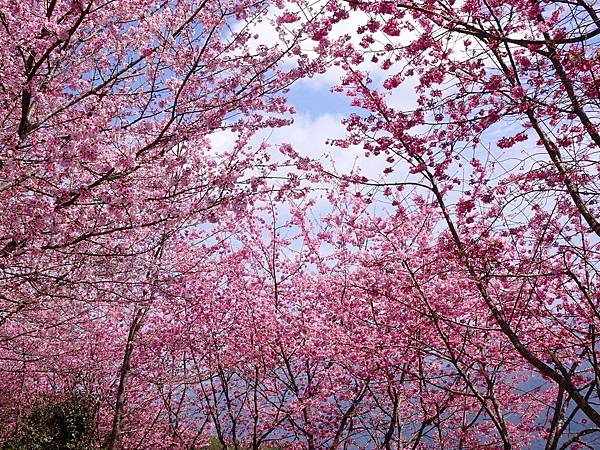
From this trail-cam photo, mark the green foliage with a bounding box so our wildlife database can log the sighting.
[1,393,97,450]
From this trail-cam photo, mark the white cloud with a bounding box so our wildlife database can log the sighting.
[254,112,393,182]
[207,128,237,153]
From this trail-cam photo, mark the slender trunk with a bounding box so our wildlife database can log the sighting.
[106,307,145,450]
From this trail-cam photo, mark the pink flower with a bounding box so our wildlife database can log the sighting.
[277,12,300,24]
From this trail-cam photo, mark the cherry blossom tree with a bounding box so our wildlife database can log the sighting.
[307,0,600,447]
[0,0,310,446]
[2,0,600,448]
